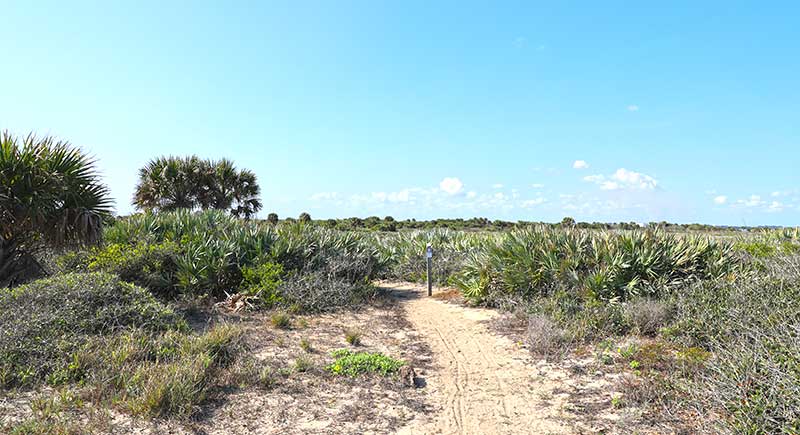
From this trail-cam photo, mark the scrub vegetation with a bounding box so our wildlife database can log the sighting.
[2,130,798,434]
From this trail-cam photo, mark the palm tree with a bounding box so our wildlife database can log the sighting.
[133,155,206,211]
[133,156,262,218]
[0,131,113,286]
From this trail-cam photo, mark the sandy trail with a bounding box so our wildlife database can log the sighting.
[388,282,576,435]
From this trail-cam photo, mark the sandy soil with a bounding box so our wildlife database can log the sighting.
[2,282,668,434]
[387,282,579,435]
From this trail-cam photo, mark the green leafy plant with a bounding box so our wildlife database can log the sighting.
[0,272,184,388]
[240,261,284,306]
[326,350,404,377]
[0,131,113,286]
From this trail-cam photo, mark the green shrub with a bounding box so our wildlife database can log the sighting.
[85,242,179,295]
[734,240,777,258]
[240,261,284,306]
[61,324,246,419]
[0,273,184,388]
[327,350,404,377]
[670,256,800,434]
[102,210,382,304]
[452,227,737,305]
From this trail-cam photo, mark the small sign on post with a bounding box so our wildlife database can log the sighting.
[426,245,433,296]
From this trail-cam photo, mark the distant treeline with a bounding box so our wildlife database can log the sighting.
[262,213,761,232]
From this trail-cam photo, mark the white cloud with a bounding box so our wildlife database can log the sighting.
[439,177,464,195]
[738,195,764,208]
[627,105,640,112]
[492,183,504,189]
[572,160,589,169]
[466,191,477,199]
[584,168,658,191]
[713,195,728,205]
[768,201,784,212]
[531,183,545,188]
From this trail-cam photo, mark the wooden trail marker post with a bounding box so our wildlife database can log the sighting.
[426,244,433,296]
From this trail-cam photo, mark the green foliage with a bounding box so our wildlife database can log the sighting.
[240,261,284,306]
[327,350,404,377]
[0,131,113,286]
[69,324,245,419]
[668,256,800,434]
[375,228,492,285]
[84,242,179,295]
[0,272,184,388]
[452,227,737,304]
[133,156,261,218]
[102,210,382,302]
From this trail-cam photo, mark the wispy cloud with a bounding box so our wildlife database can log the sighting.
[768,201,784,213]
[713,195,727,205]
[583,168,659,191]
[492,183,504,189]
[627,105,640,112]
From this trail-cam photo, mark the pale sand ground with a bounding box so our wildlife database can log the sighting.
[388,282,579,435]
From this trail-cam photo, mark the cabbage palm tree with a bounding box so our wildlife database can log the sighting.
[133,156,206,211]
[0,131,113,286]
[133,156,262,218]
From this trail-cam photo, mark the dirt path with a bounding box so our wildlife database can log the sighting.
[387,282,577,435]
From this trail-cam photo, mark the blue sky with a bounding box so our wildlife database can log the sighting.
[2,1,798,225]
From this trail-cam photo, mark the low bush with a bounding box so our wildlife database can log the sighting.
[624,299,672,336]
[670,256,800,434]
[453,227,737,305]
[85,242,179,296]
[525,314,570,360]
[240,261,283,307]
[98,210,383,306]
[327,350,404,377]
[375,229,490,285]
[0,273,184,388]
[276,270,377,313]
[70,324,245,419]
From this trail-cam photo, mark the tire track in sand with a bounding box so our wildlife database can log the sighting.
[388,282,576,435]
